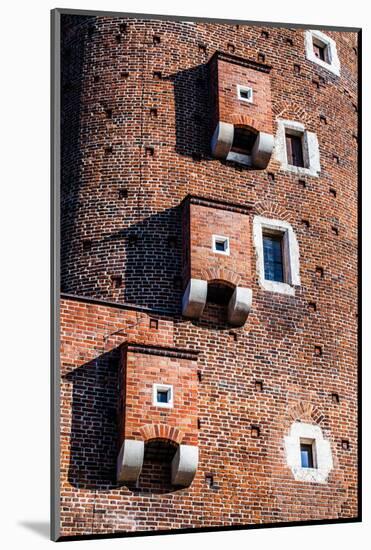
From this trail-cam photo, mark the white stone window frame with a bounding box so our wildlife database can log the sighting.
[284,422,333,483]
[152,383,174,408]
[253,216,300,296]
[304,30,340,77]
[212,234,230,256]
[237,84,253,103]
[274,119,321,178]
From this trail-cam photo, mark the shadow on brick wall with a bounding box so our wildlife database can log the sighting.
[166,64,212,159]
[60,15,95,293]
[102,206,183,314]
[64,347,183,494]
[167,63,258,172]
[64,347,120,491]
[103,203,247,327]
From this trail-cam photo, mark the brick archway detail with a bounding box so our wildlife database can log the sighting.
[255,200,291,221]
[139,423,184,444]
[286,400,325,427]
[200,266,241,286]
[274,106,313,128]
[230,113,261,132]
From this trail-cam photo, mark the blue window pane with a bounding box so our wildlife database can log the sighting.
[300,444,314,468]
[157,390,169,403]
[215,240,226,252]
[263,235,284,282]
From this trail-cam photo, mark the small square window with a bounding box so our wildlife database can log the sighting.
[214,239,228,253]
[157,388,170,403]
[153,384,173,408]
[331,392,340,404]
[305,30,340,77]
[263,233,284,282]
[300,439,316,468]
[275,119,321,177]
[212,235,230,255]
[111,275,122,288]
[237,85,253,103]
[285,131,305,168]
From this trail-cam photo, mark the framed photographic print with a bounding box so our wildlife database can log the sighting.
[51,8,361,541]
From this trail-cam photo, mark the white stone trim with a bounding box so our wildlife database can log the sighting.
[226,150,251,166]
[304,30,340,77]
[171,444,199,487]
[227,286,253,326]
[274,119,321,178]
[212,234,230,255]
[211,121,234,159]
[251,132,275,169]
[117,439,144,482]
[182,278,207,319]
[284,422,333,483]
[152,383,173,408]
[237,84,253,103]
[253,216,300,296]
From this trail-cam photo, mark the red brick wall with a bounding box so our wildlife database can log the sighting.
[119,346,198,446]
[60,295,358,535]
[59,13,359,539]
[211,55,273,133]
[184,199,252,288]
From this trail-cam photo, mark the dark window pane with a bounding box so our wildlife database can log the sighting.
[285,134,304,167]
[215,240,226,252]
[231,127,256,155]
[157,390,169,403]
[300,443,314,468]
[313,43,325,61]
[207,282,234,305]
[239,88,251,100]
[263,235,284,282]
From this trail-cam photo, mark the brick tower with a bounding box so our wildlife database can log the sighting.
[58,12,359,538]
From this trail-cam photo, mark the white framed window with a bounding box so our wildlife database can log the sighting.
[253,216,300,296]
[284,422,333,483]
[300,438,317,469]
[152,384,173,408]
[274,119,321,177]
[304,30,340,77]
[212,235,230,255]
[237,84,253,103]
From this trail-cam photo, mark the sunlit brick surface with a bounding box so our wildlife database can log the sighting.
[59,14,358,537]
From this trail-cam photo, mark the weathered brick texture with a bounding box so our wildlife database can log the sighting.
[119,344,199,446]
[59,13,358,538]
[182,196,252,289]
[209,53,273,133]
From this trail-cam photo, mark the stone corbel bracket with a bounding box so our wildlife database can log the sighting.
[117,439,144,483]
[211,121,274,169]
[182,278,208,319]
[117,439,199,487]
[171,444,199,486]
[227,286,253,326]
[182,277,252,326]
[211,121,234,159]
